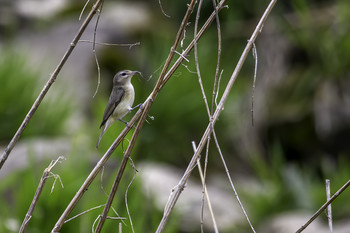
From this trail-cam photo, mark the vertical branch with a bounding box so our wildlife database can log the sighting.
[251,42,258,126]
[92,1,104,98]
[193,1,209,231]
[210,0,222,115]
[192,142,219,233]
[0,0,104,170]
[194,0,210,116]
[325,179,333,233]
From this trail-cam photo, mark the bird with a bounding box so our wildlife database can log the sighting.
[96,70,139,148]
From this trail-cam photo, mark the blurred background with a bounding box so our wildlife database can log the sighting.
[1,0,350,232]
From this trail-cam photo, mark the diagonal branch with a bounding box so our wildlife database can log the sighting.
[19,156,64,233]
[0,0,104,170]
[295,179,350,233]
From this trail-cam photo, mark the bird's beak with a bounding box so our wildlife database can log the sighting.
[131,70,144,80]
[131,71,140,76]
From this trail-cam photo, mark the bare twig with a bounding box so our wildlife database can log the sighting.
[19,156,64,233]
[192,142,219,233]
[0,0,104,170]
[158,0,171,18]
[79,40,140,49]
[92,1,104,98]
[124,158,138,233]
[295,179,350,233]
[193,2,210,231]
[194,0,210,116]
[214,69,224,108]
[64,204,126,223]
[155,1,277,232]
[79,0,91,20]
[210,0,222,115]
[325,179,333,233]
[251,42,258,126]
[212,129,256,232]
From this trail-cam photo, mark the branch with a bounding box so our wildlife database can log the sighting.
[19,156,64,233]
[0,0,104,170]
[192,142,219,233]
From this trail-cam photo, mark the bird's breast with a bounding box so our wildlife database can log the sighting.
[113,83,135,119]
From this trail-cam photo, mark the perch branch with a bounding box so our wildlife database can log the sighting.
[52,0,199,231]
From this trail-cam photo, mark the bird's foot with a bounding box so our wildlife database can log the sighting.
[131,103,143,111]
[119,119,136,129]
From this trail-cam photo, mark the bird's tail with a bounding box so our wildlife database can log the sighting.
[96,125,106,148]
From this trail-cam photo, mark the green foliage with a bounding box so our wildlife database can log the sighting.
[0,50,71,142]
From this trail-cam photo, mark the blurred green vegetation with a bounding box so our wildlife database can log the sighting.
[0,0,350,232]
[0,148,180,233]
[0,50,71,142]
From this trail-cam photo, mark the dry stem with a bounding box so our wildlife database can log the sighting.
[19,156,64,233]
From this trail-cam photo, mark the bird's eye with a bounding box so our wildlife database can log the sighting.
[121,72,127,76]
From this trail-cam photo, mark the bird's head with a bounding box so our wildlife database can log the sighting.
[113,70,140,85]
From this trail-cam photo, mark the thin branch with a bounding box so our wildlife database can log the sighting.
[214,69,224,108]
[158,0,171,18]
[325,179,333,233]
[173,49,190,62]
[79,0,91,20]
[210,0,222,115]
[194,0,210,117]
[19,156,64,233]
[192,142,219,233]
[79,40,140,49]
[64,204,124,223]
[295,179,350,233]
[155,1,277,232]
[124,158,138,233]
[0,0,104,170]
[251,42,258,126]
[212,129,256,232]
[92,1,104,98]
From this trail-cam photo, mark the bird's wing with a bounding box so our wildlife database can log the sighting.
[99,86,125,128]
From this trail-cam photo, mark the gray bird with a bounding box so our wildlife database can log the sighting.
[96,70,139,148]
